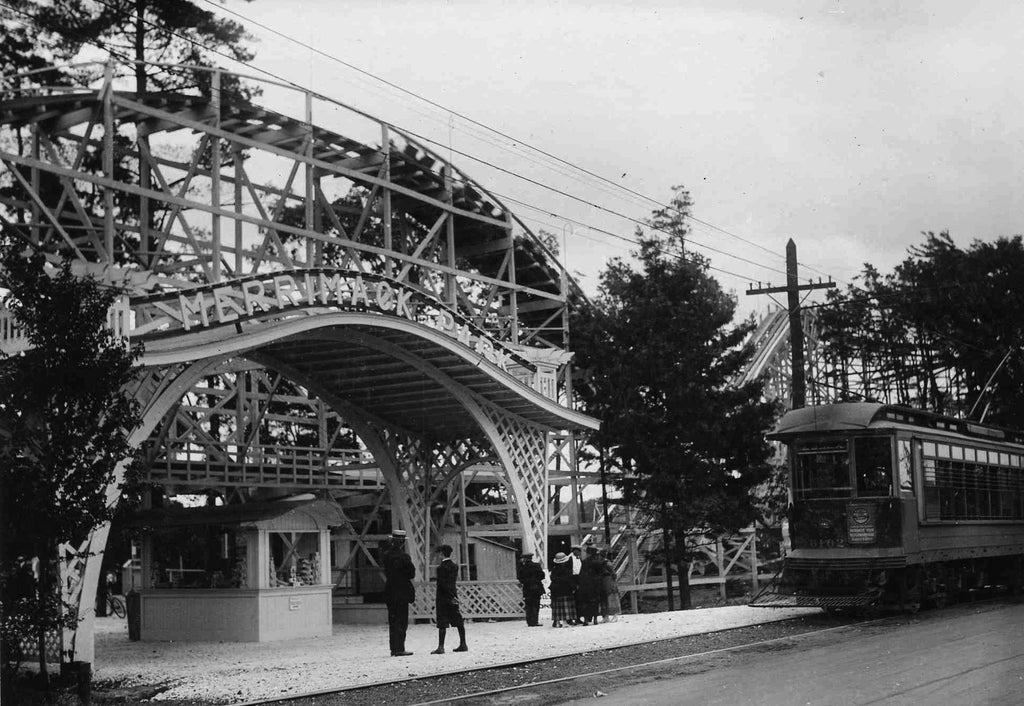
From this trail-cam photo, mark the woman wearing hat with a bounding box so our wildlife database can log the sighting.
[549,551,577,628]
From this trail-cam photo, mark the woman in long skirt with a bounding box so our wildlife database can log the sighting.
[548,552,577,627]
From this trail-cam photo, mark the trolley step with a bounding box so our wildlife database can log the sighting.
[749,591,876,609]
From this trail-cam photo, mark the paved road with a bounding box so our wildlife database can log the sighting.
[568,602,1024,705]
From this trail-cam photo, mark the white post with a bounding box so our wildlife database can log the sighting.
[318,530,331,586]
[255,530,270,588]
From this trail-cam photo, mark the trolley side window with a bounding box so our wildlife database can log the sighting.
[920,441,1024,522]
[854,437,893,497]
[794,441,850,498]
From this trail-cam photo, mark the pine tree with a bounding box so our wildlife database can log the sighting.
[3,0,257,96]
[571,188,777,609]
[818,232,1024,428]
[0,243,142,686]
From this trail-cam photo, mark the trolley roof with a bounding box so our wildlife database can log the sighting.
[769,403,1024,445]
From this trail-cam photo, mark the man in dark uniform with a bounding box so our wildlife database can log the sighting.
[517,553,546,626]
[381,529,416,656]
[430,544,467,654]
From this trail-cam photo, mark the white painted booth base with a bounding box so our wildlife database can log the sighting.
[129,499,345,642]
[139,585,333,642]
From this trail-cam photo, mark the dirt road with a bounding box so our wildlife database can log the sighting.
[566,601,1024,705]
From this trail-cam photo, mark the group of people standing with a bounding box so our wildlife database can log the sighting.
[520,544,620,628]
[384,530,622,658]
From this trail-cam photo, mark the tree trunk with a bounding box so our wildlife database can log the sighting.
[35,557,50,689]
[661,517,674,611]
[677,560,692,609]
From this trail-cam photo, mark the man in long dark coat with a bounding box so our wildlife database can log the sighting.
[576,545,603,625]
[382,529,416,656]
[517,553,545,626]
[430,544,468,654]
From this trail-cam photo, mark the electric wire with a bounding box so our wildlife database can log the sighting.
[6,2,945,306]
[35,0,783,285]
[196,0,827,272]
[4,8,1009,427]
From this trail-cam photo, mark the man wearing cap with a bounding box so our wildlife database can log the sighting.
[382,529,416,656]
[517,553,545,627]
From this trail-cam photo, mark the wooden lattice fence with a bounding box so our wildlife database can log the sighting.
[14,630,62,666]
[411,580,524,622]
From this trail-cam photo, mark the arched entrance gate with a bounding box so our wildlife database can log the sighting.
[0,62,598,661]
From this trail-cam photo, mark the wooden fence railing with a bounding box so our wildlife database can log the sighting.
[411,580,524,621]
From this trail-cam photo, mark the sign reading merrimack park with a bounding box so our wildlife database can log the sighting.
[127,269,533,373]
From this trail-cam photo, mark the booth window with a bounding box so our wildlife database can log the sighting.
[269,531,321,586]
[150,525,247,589]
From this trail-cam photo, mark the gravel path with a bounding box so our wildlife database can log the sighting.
[281,613,856,706]
[92,605,816,704]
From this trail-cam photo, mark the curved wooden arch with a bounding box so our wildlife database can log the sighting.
[1,61,599,662]
[140,310,596,433]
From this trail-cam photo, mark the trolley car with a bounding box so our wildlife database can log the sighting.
[751,403,1024,611]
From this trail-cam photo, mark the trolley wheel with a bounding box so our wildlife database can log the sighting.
[1009,556,1024,596]
[921,563,951,610]
[899,568,922,614]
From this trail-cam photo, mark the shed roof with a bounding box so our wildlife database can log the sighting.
[125,499,347,530]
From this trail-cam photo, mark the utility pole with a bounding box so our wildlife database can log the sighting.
[746,239,834,409]
[599,445,612,546]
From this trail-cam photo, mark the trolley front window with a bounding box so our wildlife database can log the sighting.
[794,441,851,498]
[855,437,893,496]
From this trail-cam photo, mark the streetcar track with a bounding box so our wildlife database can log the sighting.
[208,597,1016,706]
[406,617,887,706]
[230,614,872,706]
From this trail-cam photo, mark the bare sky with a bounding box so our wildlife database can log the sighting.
[211,0,1024,314]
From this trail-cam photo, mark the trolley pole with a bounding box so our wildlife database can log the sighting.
[746,239,834,409]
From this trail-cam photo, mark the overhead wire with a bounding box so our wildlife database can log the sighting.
[51,0,784,285]
[4,0,846,293]
[8,16,1001,420]
[1,0,857,300]
[195,0,827,274]
[3,3,1002,414]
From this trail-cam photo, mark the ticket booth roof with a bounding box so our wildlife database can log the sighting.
[125,499,347,531]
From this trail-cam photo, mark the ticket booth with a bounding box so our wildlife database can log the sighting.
[128,499,345,642]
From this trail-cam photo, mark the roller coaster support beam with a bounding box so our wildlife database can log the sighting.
[746,239,834,409]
